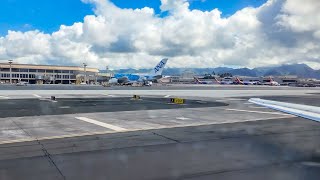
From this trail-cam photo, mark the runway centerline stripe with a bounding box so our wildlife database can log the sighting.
[33,94,42,98]
[225,108,295,116]
[101,94,116,97]
[176,117,190,120]
[75,117,127,131]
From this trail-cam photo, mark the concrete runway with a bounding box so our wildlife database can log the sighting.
[0,86,319,180]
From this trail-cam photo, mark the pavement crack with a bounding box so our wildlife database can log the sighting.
[10,120,66,180]
[40,145,66,180]
[152,132,180,143]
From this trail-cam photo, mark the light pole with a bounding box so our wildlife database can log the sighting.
[83,63,87,84]
[8,60,13,84]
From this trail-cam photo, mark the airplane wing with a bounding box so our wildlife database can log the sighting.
[249,98,320,122]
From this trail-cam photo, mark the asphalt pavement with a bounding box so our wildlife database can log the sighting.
[0,117,319,180]
[0,97,227,118]
[0,88,319,180]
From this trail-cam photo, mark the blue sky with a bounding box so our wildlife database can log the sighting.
[0,0,267,36]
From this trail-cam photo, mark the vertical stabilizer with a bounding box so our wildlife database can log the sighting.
[235,77,244,84]
[149,58,169,76]
[214,77,221,84]
[194,77,201,84]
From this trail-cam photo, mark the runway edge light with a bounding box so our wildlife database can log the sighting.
[132,95,141,100]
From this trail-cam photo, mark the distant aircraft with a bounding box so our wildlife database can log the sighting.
[109,58,169,85]
[264,77,280,86]
[220,77,234,85]
[234,77,244,85]
[194,77,208,84]
[237,77,257,85]
[194,76,221,84]
[243,81,256,85]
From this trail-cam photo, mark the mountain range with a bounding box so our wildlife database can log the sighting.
[104,64,320,79]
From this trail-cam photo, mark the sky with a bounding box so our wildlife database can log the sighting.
[0,0,319,69]
[0,0,267,36]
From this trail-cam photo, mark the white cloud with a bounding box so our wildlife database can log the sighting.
[0,0,319,69]
[2,30,51,58]
[278,0,320,34]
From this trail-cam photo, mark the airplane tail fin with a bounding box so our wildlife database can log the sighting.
[214,77,221,84]
[194,76,201,83]
[269,76,274,82]
[235,77,244,84]
[149,58,169,76]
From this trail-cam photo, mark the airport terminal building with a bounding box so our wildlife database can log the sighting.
[0,63,99,84]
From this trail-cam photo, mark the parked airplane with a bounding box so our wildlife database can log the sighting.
[235,77,258,85]
[220,77,234,85]
[234,77,244,85]
[194,77,221,84]
[109,58,169,85]
[263,77,280,86]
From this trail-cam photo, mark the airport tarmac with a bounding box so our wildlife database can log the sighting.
[0,83,320,91]
[0,86,319,180]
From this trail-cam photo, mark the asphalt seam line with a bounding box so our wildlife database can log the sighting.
[75,117,127,131]
[152,132,180,143]
[10,119,66,179]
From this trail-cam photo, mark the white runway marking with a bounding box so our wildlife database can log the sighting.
[75,117,127,131]
[176,117,190,120]
[216,98,245,102]
[224,98,246,101]
[216,99,228,102]
[101,94,115,97]
[249,106,268,109]
[0,96,9,99]
[244,102,253,105]
[225,108,295,116]
[164,95,171,98]
[33,94,42,98]
[59,106,70,109]
[102,94,116,97]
